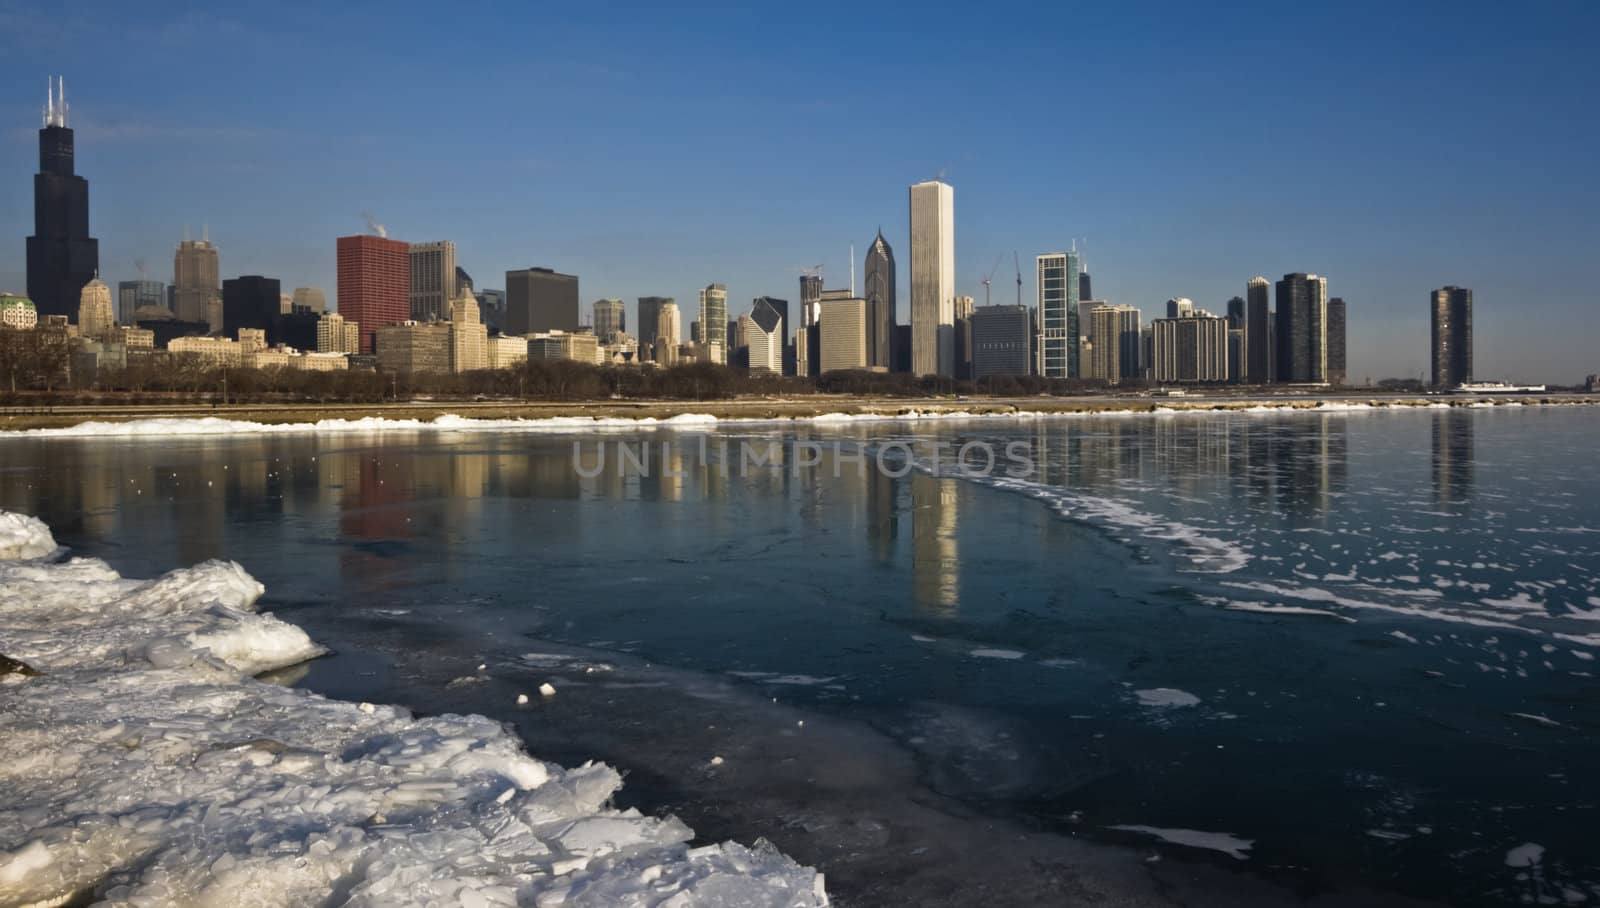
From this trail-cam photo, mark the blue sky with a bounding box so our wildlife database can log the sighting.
[2,0,1597,382]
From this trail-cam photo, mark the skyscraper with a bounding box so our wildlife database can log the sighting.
[799,274,823,328]
[700,283,728,364]
[970,305,1032,379]
[747,298,784,375]
[173,238,221,326]
[505,268,579,335]
[1245,276,1271,384]
[1166,297,1194,319]
[77,277,113,340]
[1152,315,1229,383]
[336,235,410,354]
[117,280,164,324]
[408,241,457,322]
[1037,251,1080,378]
[1274,272,1328,383]
[657,301,681,351]
[819,293,868,373]
[26,78,99,320]
[592,299,625,342]
[909,180,955,377]
[1431,286,1473,388]
[1326,297,1347,386]
[1079,269,1092,303]
[222,275,282,341]
[1226,296,1246,328]
[637,296,671,360]
[864,231,896,369]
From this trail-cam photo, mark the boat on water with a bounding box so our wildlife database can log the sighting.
[1451,381,1547,394]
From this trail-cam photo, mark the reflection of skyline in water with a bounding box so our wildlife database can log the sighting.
[1432,409,1474,508]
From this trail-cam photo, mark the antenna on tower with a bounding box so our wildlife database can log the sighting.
[1014,252,1022,307]
[58,77,66,126]
[202,223,209,243]
[850,243,855,296]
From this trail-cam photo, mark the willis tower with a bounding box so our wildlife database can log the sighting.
[26,77,98,319]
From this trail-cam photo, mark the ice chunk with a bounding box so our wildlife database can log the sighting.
[1135,688,1201,708]
[0,512,55,560]
[1109,825,1253,860]
[0,510,827,908]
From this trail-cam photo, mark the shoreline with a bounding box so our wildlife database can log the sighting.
[1,392,1594,435]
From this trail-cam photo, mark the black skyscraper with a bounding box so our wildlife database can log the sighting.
[1079,270,1092,303]
[1326,297,1347,386]
[222,275,282,338]
[25,78,98,320]
[864,231,896,369]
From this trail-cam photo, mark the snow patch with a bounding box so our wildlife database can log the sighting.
[0,512,55,560]
[1134,688,1201,708]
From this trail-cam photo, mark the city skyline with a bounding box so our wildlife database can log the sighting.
[1,3,1597,381]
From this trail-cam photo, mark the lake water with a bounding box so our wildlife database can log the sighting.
[3,405,1596,906]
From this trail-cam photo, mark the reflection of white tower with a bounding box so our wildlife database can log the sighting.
[912,472,959,611]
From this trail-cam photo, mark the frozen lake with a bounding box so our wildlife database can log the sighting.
[4,405,1596,906]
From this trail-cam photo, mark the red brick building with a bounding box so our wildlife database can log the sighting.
[336,235,409,354]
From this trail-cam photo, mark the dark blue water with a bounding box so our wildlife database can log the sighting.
[3,406,1596,906]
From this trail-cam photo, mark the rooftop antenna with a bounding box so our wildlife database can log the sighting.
[58,77,66,127]
[850,243,855,296]
[202,222,209,243]
[1014,252,1022,307]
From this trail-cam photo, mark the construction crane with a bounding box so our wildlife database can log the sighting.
[980,254,1004,307]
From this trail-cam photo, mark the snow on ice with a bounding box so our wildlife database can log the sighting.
[0,511,827,907]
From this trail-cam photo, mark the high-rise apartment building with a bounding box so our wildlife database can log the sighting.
[699,283,728,364]
[819,293,868,373]
[864,231,896,368]
[337,235,410,354]
[1245,276,1272,384]
[26,78,99,319]
[408,241,457,322]
[1037,251,1080,378]
[173,238,221,326]
[1275,272,1328,383]
[1152,315,1229,383]
[77,277,113,339]
[1166,297,1194,319]
[117,280,164,324]
[592,298,625,343]
[910,180,955,377]
[505,268,579,335]
[1085,304,1134,384]
[1326,297,1347,386]
[1431,286,1473,388]
[970,305,1032,379]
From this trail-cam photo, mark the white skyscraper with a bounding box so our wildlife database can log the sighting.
[909,180,955,377]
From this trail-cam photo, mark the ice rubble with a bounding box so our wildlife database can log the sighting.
[0,511,827,908]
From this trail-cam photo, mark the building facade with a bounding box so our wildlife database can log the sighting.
[592,298,625,343]
[77,278,114,340]
[506,268,580,336]
[747,298,783,375]
[222,275,282,341]
[316,311,361,354]
[1037,251,1080,379]
[337,235,410,354]
[799,274,823,329]
[117,280,164,324]
[1274,272,1328,383]
[173,239,221,327]
[909,180,955,377]
[1152,315,1229,383]
[528,331,600,364]
[408,241,457,322]
[26,78,99,320]
[699,284,728,365]
[1245,276,1272,384]
[970,304,1032,379]
[291,287,327,314]
[819,294,868,373]
[449,294,488,372]
[636,296,671,360]
[487,335,528,370]
[1431,286,1473,388]
[375,321,452,375]
[864,231,896,369]
[1326,297,1347,386]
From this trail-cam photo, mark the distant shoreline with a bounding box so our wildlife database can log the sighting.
[2,392,1595,434]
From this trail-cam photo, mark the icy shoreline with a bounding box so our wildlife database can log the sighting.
[1,396,1591,439]
[0,512,827,907]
